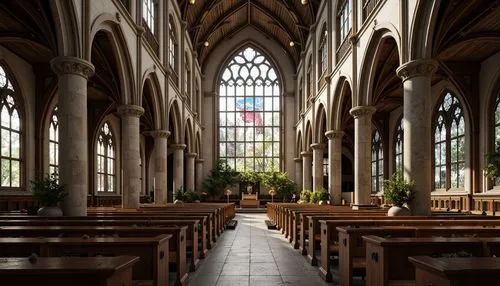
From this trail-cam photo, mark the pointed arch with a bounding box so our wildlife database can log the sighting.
[89,13,136,105]
[195,131,202,158]
[304,120,313,152]
[141,69,164,130]
[331,76,353,130]
[315,103,328,144]
[50,0,80,56]
[184,118,194,153]
[296,131,303,156]
[358,25,402,106]
[168,99,182,143]
[95,121,117,193]
[409,0,440,60]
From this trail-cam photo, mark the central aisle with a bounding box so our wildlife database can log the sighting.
[188,213,333,286]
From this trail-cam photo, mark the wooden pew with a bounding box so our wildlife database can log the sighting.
[0,225,187,286]
[409,256,500,286]
[0,218,204,264]
[0,256,140,286]
[363,236,486,286]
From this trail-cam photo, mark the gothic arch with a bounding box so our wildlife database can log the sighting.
[315,103,328,144]
[141,69,164,130]
[332,76,353,130]
[184,118,194,153]
[409,0,440,60]
[296,131,303,156]
[168,99,182,143]
[89,13,136,105]
[50,0,80,57]
[304,120,313,152]
[358,24,402,106]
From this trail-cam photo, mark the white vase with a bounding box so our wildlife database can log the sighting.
[37,206,63,217]
[173,200,184,205]
[387,206,411,216]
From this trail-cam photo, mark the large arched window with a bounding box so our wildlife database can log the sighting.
[434,92,465,190]
[394,117,403,174]
[371,130,384,193]
[338,0,352,45]
[168,17,177,73]
[318,24,328,77]
[48,106,59,176]
[0,65,21,188]
[218,47,280,172]
[96,122,116,193]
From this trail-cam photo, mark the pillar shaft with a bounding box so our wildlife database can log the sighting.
[195,159,204,192]
[118,105,144,209]
[151,130,169,204]
[171,144,186,193]
[301,151,313,191]
[397,60,437,215]
[350,106,376,208]
[50,56,94,216]
[311,143,325,191]
[185,153,197,191]
[294,158,303,191]
[326,130,344,205]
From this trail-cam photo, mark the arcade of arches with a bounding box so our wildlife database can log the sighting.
[0,0,500,216]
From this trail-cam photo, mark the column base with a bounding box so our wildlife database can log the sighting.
[351,204,379,210]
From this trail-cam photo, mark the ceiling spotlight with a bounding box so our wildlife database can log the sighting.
[204,41,210,47]
[301,0,308,5]
[189,0,196,4]
[289,41,295,47]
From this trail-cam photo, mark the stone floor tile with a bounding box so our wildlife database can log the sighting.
[216,275,250,286]
[249,275,283,286]
[250,262,279,275]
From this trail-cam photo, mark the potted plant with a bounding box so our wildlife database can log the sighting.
[383,172,414,216]
[202,159,239,198]
[31,173,66,216]
[260,168,297,202]
[174,186,185,204]
[299,189,312,203]
[484,142,500,186]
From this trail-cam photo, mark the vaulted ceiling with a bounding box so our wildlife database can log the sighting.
[177,0,320,68]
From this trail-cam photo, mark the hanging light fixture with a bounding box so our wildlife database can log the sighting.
[204,41,210,47]
[289,41,295,47]
[301,0,308,5]
[189,0,196,5]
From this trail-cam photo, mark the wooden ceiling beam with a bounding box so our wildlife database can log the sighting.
[194,0,248,47]
[250,23,297,66]
[250,1,299,44]
[192,0,230,43]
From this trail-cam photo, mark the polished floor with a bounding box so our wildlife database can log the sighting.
[188,213,334,286]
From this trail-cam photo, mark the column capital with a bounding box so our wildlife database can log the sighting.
[325,130,344,140]
[310,143,326,150]
[185,152,197,158]
[117,105,144,118]
[396,60,438,82]
[294,157,303,163]
[50,56,95,79]
[170,143,186,150]
[349,106,376,119]
[146,130,170,138]
[300,151,312,157]
[195,158,205,163]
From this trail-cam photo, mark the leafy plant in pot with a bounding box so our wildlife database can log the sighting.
[484,142,500,186]
[31,173,66,216]
[383,172,414,216]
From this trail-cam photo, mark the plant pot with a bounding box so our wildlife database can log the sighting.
[173,200,184,205]
[387,206,410,216]
[318,200,325,205]
[37,206,63,217]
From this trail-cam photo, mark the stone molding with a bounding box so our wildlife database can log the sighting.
[195,158,205,163]
[170,143,186,150]
[349,106,376,119]
[396,60,438,82]
[146,130,170,138]
[300,151,312,157]
[50,56,95,79]
[294,157,303,162]
[310,143,326,150]
[117,105,144,118]
[325,130,344,140]
[185,152,198,158]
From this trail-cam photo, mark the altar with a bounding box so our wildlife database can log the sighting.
[240,186,260,208]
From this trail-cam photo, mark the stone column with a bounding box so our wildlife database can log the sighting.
[171,144,186,194]
[151,130,169,204]
[195,158,204,192]
[50,56,94,216]
[326,130,344,205]
[311,143,325,191]
[185,153,197,191]
[294,157,303,191]
[118,105,144,209]
[397,60,437,216]
[350,106,376,209]
[301,151,313,191]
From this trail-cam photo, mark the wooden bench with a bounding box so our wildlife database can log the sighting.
[409,256,500,286]
[0,256,140,286]
[0,225,187,286]
[363,236,487,286]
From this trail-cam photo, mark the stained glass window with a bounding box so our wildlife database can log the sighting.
[433,92,465,190]
[0,64,21,188]
[218,47,280,172]
[48,106,59,176]
[371,130,384,193]
[96,122,116,192]
[394,117,403,174]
